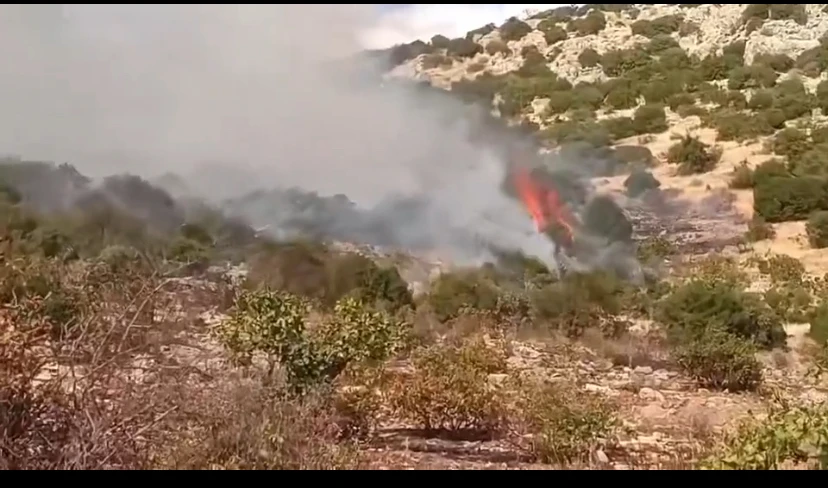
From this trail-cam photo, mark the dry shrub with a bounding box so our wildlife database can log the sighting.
[0,257,189,469]
[157,379,360,470]
[512,378,620,464]
[386,337,509,438]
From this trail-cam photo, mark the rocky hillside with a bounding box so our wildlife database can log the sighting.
[4,4,828,471]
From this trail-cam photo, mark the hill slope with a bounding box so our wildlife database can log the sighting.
[4,5,828,470]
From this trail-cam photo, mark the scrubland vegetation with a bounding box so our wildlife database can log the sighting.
[5,3,828,471]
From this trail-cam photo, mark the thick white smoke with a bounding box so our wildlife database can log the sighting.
[0,4,558,266]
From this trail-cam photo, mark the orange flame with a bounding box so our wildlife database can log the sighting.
[512,167,576,248]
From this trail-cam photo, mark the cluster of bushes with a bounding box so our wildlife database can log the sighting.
[631,14,683,38]
[741,4,808,30]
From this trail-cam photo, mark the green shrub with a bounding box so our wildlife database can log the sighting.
[753,176,828,222]
[753,53,795,73]
[603,81,640,110]
[806,210,828,249]
[773,128,811,159]
[632,104,668,134]
[624,170,661,198]
[539,21,568,45]
[530,271,625,337]
[427,270,502,322]
[642,79,679,104]
[446,37,483,58]
[614,145,655,167]
[753,158,790,184]
[745,215,776,242]
[812,126,828,145]
[728,63,778,90]
[631,15,683,38]
[599,49,650,77]
[430,34,451,49]
[600,117,637,140]
[774,78,814,121]
[645,34,679,54]
[578,48,600,68]
[216,290,407,393]
[499,17,533,42]
[700,55,737,82]
[809,302,828,345]
[570,84,604,110]
[675,329,763,392]
[656,279,786,349]
[568,10,607,36]
[245,242,411,311]
[667,93,696,111]
[747,90,774,110]
[707,110,773,142]
[789,144,828,178]
[484,39,511,56]
[729,161,755,189]
[582,195,633,243]
[667,136,721,175]
[515,380,620,464]
[387,339,509,435]
[388,41,433,66]
[701,403,828,470]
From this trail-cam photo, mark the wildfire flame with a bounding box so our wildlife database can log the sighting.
[512,167,576,249]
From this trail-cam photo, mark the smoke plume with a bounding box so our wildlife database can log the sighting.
[0,5,565,266]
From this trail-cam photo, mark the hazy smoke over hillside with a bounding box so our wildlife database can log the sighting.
[0,5,564,266]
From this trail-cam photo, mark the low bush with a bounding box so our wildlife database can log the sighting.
[745,215,776,242]
[446,37,483,58]
[514,379,620,464]
[806,210,828,249]
[675,328,763,392]
[631,15,683,38]
[386,338,509,435]
[625,170,661,198]
[753,176,828,222]
[500,17,533,42]
[568,10,607,36]
[701,402,828,470]
[485,39,511,56]
[578,48,601,68]
[656,279,786,349]
[215,290,408,393]
[632,104,668,135]
[666,136,721,175]
[729,161,755,189]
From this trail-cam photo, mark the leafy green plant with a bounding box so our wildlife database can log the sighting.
[675,328,763,392]
[667,135,721,175]
[701,401,828,470]
[215,290,407,393]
